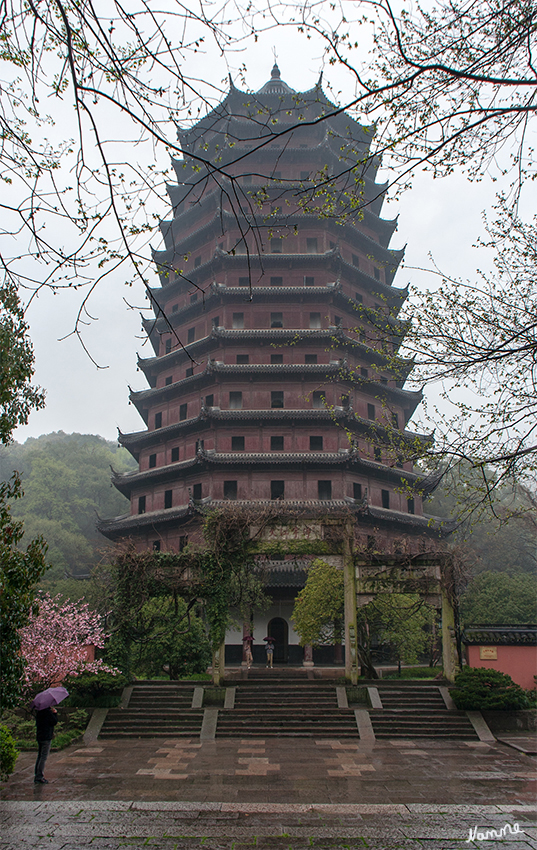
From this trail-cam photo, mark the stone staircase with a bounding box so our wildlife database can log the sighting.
[99,682,204,738]
[217,679,359,738]
[368,685,479,740]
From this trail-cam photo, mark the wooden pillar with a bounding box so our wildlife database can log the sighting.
[343,520,359,684]
[441,589,460,682]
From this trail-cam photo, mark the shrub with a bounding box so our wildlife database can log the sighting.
[451,667,531,710]
[0,725,18,781]
[62,670,129,706]
[2,709,89,751]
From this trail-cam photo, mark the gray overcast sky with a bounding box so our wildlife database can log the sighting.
[11,22,500,446]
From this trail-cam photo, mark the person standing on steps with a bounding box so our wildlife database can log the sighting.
[34,706,58,784]
[265,638,274,668]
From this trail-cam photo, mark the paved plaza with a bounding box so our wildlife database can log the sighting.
[1,734,536,848]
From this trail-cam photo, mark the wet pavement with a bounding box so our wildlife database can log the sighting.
[1,735,536,848]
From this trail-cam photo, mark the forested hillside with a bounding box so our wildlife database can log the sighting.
[425,471,536,625]
[0,432,136,582]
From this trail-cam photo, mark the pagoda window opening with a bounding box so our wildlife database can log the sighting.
[270,238,282,253]
[138,496,146,514]
[165,339,172,354]
[334,315,342,327]
[352,254,360,268]
[270,276,283,286]
[310,436,323,451]
[194,256,201,268]
[192,483,202,500]
[309,312,321,329]
[165,376,173,386]
[353,482,362,500]
[179,535,188,551]
[271,391,284,409]
[408,498,415,514]
[355,292,363,303]
[330,241,336,249]
[236,354,249,364]
[341,394,350,409]
[304,276,315,286]
[233,312,244,329]
[305,354,317,364]
[396,455,404,469]
[212,316,220,329]
[229,391,242,409]
[381,489,390,509]
[164,489,173,509]
[367,403,376,420]
[312,391,325,409]
[149,454,156,469]
[231,436,245,451]
[374,447,382,462]
[172,304,178,313]
[271,480,285,500]
[271,354,283,364]
[238,277,249,287]
[153,540,161,552]
[361,367,368,378]
[270,436,284,451]
[205,394,214,407]
[236,241,247,253]
[187,327,195,343]
[306,237,318,253]
[155,412,163,429]
[190,293,198,303]
[224,480,238,500]
[180,404,188,421]
[271,312,283,328]
[171,447,179,462]
[318,480,332,500]
[186,367,193,378]
[373,267,380,281]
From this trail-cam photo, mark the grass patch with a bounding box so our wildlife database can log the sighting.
[180,672,212,682]
[383,666,442,680]
[2,708,89,751]
[202,687,226,707]
[346,686,369,705]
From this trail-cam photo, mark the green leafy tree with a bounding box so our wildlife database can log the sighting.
[291,559,344,647]
[364,593,436,668]
[460,572,537,626]
[0,282,44,445]
[0,474,48,709]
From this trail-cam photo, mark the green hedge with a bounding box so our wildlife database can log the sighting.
[0,726,18,781]
[451,667,532,711]
[62,671,129,706]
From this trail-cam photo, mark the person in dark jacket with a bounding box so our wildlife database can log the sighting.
[34,707,58,784]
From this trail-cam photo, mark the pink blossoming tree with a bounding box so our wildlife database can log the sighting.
[20,593,119,697]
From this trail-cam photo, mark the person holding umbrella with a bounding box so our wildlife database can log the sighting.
[264,637,275,668]
[31,687,68,784]
[243,635,253,669]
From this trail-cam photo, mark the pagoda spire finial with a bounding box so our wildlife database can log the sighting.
[271,47,280,79]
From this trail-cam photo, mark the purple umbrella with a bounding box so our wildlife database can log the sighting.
[31,686,69,711]
[263,636,275,642]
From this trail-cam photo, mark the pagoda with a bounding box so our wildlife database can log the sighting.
[100,65,448,669]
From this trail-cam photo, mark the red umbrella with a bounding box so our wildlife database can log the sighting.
[243,635,254,642]
[263,636,275,642]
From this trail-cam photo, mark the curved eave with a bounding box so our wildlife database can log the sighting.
[111,449,427,498]
[150,252,404,307]
[130,361,422,411]
[138,328,408,375]
[98,499,448,542]
[149,282,408,333]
